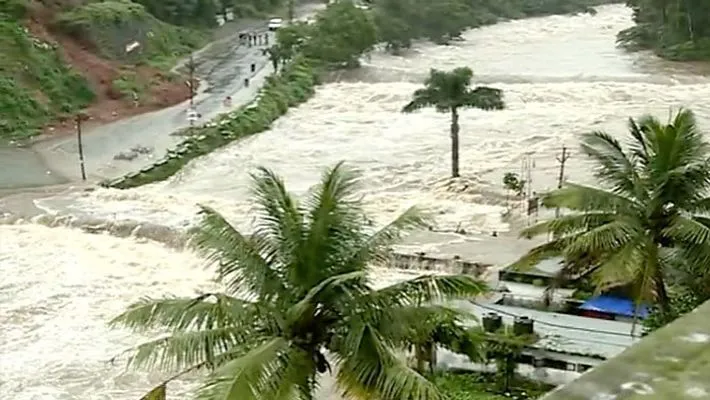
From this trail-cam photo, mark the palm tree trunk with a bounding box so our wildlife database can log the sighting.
[288,0,295,22]
[450,107,460,178]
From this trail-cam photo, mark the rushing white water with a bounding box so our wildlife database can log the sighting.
[35,5,710,235]
[4,4,710,399]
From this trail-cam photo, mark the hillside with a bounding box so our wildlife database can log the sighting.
[0,0,281,142]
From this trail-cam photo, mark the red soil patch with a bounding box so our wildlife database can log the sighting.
[24,1,192,139]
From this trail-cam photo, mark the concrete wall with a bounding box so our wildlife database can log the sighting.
[387,252,490,276]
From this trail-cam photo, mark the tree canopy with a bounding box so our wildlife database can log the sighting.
[511,109,710,317]
[372,0,618,51]
[111,162,489,400]
[618,0,710,60]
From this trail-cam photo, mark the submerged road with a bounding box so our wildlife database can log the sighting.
[0,4,323,190]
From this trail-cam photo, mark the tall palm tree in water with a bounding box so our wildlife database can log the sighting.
[111,162,488,400]
[511,109,710,325]
[402,67,505,178]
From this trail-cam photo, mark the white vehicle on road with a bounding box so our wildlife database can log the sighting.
[268,18,283,31]
[187,108,199,124]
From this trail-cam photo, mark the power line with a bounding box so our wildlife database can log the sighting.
[470,300,641,339]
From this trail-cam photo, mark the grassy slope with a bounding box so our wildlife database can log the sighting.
[0,16,95,141]
[0,0,208,142]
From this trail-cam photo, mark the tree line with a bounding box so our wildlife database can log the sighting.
[372,0,620,52]
[130,0,285,27]
[618,0,710,60]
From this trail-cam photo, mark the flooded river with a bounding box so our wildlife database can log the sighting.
[2,4,710,399]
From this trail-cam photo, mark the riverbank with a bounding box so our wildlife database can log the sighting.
[616,1,710,62]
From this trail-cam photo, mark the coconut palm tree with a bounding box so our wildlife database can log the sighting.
[111,162,488,400]
[511,109,710,320]
[402,67,505,178]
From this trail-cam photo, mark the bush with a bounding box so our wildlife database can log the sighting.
[103,57,317,189]
[433,372,553,400]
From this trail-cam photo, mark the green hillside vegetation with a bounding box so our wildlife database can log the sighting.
[55,0,209,69]
[617,0,710,60]
[0,16,94,141]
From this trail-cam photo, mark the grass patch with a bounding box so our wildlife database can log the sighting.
[0,18,94,141]
[434,371,553,400]
[102,57,316,189]
[55,0,208,68]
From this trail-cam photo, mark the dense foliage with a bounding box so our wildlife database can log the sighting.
[434,372,552,400]
[111,162,489,400]
[512,109,710,324]
[133,0,285,27]
[372,0,622,51]
[618,0,710,60]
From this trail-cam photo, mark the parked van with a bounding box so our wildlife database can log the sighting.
[268,18,283,31]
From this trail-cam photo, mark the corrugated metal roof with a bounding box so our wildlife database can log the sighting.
[452,301,639,359]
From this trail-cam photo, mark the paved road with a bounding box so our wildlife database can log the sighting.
[0,4,322,190]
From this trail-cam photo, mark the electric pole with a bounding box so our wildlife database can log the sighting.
[188,53,196,107]
[555,146,570,218]
[75,112,88,181]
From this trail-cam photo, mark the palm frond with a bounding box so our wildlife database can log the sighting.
[520,212,617,239]
[564,219,639,256]
[463,86,504,110]
[192,205,284,297]
[249,166,305,286]
[541,183,639,214]
[336,324,442,400]
[286,270,369,326]
[664,214,710,246]
[580,130,641,196]
[196,337,308,400]
[372,274,488,306]
[302,162,369,284]
[591,239,645,293]
[344,206,430,269]
[113,327,257,372]
[402,88,437,113]
[373,304,474,348]
[140,384,166,400]
[109,293,267,333]
[508,238,569,271]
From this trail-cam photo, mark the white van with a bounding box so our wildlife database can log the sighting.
[268,18,283,31]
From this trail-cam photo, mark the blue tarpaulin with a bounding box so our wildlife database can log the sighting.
[579,295,649,318]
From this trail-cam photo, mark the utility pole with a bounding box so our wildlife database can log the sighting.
[555,146,570,218]
[188,53,196,108]
[75,112,88,181]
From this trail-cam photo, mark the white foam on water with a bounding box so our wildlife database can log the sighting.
[8,4,710,399]
[0,224,445,399]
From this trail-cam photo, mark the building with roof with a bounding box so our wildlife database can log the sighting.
[541,299,710,400]
[437,301,639,379]
[579,295,650,322]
